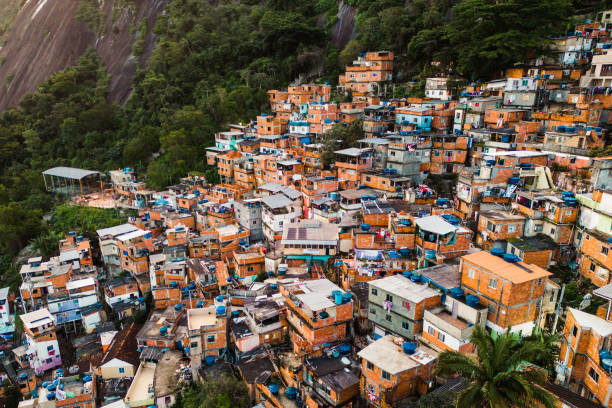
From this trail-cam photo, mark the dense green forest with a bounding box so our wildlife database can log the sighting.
[0,0,601,280]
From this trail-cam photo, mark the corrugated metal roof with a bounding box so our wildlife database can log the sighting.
[97,224,140,238]
[42,167,99,179]
[261,194,293,209]
[415,215,458,235]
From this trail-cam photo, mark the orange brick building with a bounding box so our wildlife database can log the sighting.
[460,251,552,335]
[281,279,353,354]
[358,336,438,407]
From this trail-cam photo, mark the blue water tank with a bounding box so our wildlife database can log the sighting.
[339,344,351,355]
[332,349,340,357]
[466,295,480,307]
[319,311,330,319]
[509,177,520,185]
[232,310,240,318]
[361,224,370,232]
[216,295,224,302]
[286,387,298,400]
[216,306,226,315]
[490,248,505,257]
[170,282,178,288]
[160,326,168,335]
[205,356,216,366]
[268,384,279,395]
[270,283,278,290]
[197,301,205,308]
[47,393,55,400]
[410,274,421,283]
[599,349,611,363]
[174,304,183,312]
[402,342,417,355]
[503,253,520,263]
[450,288,464,299]
[334,291,343,305]
[342,293,352,303]
[403,270,412,278]
[442,214,460,225]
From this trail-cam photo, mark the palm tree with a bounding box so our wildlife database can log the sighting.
[435,326,558,408]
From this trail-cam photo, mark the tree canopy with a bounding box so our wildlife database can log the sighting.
[435,326,557,408]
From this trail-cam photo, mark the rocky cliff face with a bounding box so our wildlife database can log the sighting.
[0,0,165,112]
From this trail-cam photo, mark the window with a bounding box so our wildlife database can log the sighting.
[438,332,445,342]
[427,326,435,335]
[248,266,254,272]
[366,176,371,182]
[572,326,578,337]
[402,321,410,330]
[487,221,494,231]
[488,304,496,314]
[468,269,475,279]
[119,367,125,374]
[367,361,374,371]
[385,315,392,322]
[386,294,393,302]
[489,278,498,289]
[602,246,609,256]
[534,225,543,232]
[550,228,556,235]
[382,371,391,380]
[371,288,378,296]
[207,335,216,343]
[369,308,376,315]
[591,263,596,272]
[538,278,542,285]
[191,342,198,348]
[508,225,516,233]
[589,367,600,383]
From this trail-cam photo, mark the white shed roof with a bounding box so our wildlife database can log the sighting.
[415,215,458,235]
[42,167,99,179]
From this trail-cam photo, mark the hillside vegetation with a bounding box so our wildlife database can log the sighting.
[0,0,597,278]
